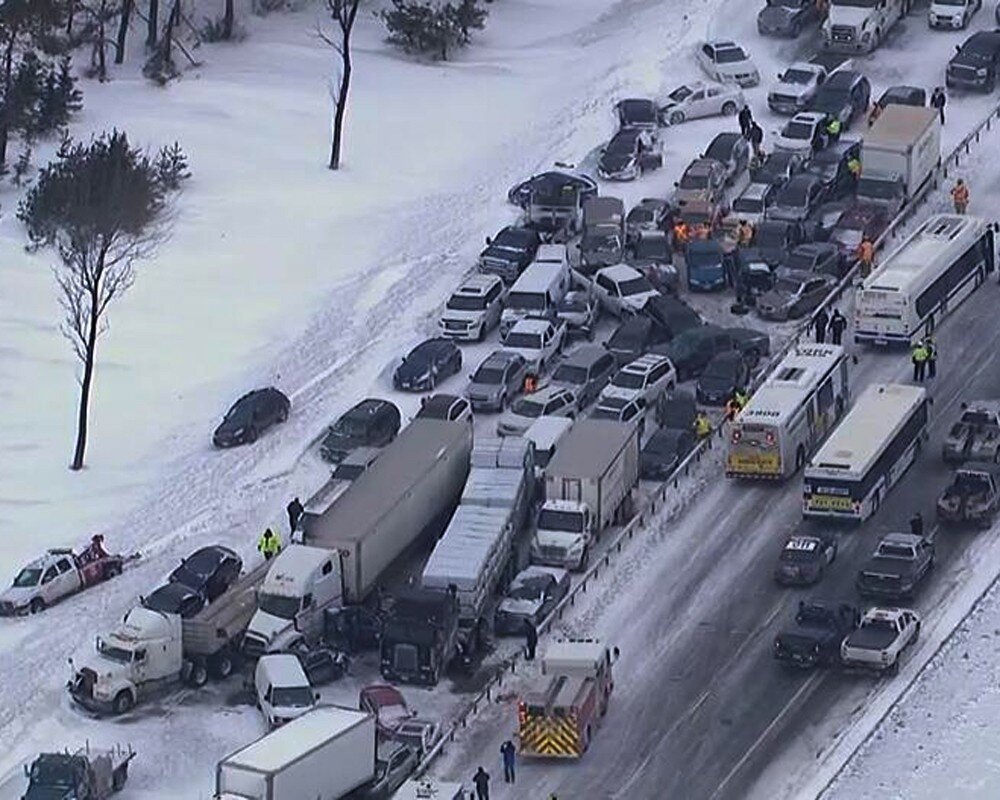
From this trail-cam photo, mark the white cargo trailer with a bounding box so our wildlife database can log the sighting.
[858,105,940,208]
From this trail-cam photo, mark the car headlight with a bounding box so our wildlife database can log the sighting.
[977,67,988,76]
[232,427,245,436]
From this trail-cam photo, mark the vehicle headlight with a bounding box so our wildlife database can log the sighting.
[977,67,988,76]
[232,427,245,436]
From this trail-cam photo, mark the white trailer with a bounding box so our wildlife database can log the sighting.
[858,105,940,208]
[215,706,376,800]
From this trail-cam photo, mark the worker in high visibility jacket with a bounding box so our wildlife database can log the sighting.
[857,236,875,278]
[847,156,862,181]
[911,340,929,382]
[951,179,969,214]
[694,412,712,439]
[258,528,282,560]
[734,388,749,409]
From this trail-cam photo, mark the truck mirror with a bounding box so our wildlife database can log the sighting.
[485,236,492,245]
[314,691,321,701]
[961,402,968,409]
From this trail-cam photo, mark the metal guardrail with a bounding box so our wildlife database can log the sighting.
[415,99,1000,780]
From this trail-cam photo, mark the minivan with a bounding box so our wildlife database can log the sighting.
[549,345,617,407]
[500,249,572,337]
[255,653,317,728]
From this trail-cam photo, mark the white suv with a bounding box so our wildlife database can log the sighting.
[773,112,828,154]
[600,354,677,406]
[501,318,567,374]
[439,274,505,341]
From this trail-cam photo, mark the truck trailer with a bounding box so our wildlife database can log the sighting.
[858,105,939,212]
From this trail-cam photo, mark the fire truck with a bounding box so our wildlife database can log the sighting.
[517,639,617,758]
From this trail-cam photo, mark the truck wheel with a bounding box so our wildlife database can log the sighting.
[188,662,209,687]
[886,659,899,677]
[113,691,134,715]
[112,765,128,791]
[29,598,45,615]
[210,651,234,679]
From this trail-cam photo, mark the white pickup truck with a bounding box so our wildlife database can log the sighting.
[767,54,853,114]
[840,606,921,673]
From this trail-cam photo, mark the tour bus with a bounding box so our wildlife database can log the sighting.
[855,214,995,346]
[726,343,849,480]
[803,383,929,522]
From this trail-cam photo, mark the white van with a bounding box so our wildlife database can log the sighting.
[524,415,574,478]
[500,245,572,337]
[254,653,317,728]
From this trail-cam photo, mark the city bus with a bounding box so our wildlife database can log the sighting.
[726,343,849,480]
[855,214,995,346]
[803,383,929,521]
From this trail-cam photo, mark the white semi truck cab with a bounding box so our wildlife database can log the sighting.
[822,0,908,53]
[530,499,594,571]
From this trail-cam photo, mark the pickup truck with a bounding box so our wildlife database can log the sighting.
[841,606,921,674]
[937,467,1000,527]
[768,54,852,115]
[856,532,934,599]
[0,541,135,616]
[22,744,135,799]
[942,401,1000,464]
[773,601,859,668]
[576,263,659,319]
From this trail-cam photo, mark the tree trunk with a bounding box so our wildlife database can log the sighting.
[147,0,159,47]
[163,0,180,65]
[66,0,76,36]
[222,0,234,40]
[328,50,351,170]
[71,285,102,471]
[96,0,108,80]
[115,0,133,63]
[0,28,18,167]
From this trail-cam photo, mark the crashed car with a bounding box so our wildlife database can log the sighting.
[941,401,1000,463]
[495,566,571,634]
[840,607,921,674]
[758,0,823,37]
[659,81,743,125]
[557,290,601,341]
[506,170,598,209]
[756,268,834,320]
[626,198,673,242]
[937,467,1000,527]
[598,129,663,181]
[773,534,838,586]
[773,601,859,669]
[674,158,728,208]
[615,98,661,132]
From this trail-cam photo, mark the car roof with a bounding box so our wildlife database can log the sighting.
[522,384,571,402]
[419,394,464,415]
[685,158,722,175]
[708,132,741,150]
[964,30,1000,48]
[880,532,922,547]
[599,263,644,281]
[455,274,501,294]
[508,318,552,334]
[512,564,567,585]
[258,653,309,684]
[345,398,397,419]
[824,70,863,88]
[739,182,771,200]
[775,267,815,282]
[361,684,406,706]
[482,349,523,368]
[145,581,198,607]
[560,344,610,367]
[184,544,237,564]
[791,111,826,123]
[706,350,743,366]
[622,353,672,373]
[409,337,454,356]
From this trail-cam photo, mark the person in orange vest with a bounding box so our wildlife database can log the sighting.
[672,220,690,252]
[857,236,875,278]
[523,373,538,393]
[736,219,754,246]
[951,178,969,214]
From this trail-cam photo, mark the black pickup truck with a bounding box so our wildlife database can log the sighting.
[856,532,934,599]
[773,601,860,668]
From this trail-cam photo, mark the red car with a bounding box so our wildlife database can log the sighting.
[359,684,413,738]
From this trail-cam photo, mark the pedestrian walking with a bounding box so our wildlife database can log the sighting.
[910,511,924,537]
[748,122,764,159]
[814,307,829,344]
[524,620,538,661]
[867,102,882,127]
[828,309,847,345]
[951,178,969,214]
[857,236,875,278]
[257,528,282,561]
[931,86,946,125]
[739,104,754,138]
[924,335,937,379]
[500,740,516,783]
[286,497,304,533]
[911,339,928,382]
[473,767,491,800]
[725,396,741,422]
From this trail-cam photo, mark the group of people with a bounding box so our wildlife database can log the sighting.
[811,307,849,346]
[256,496,307,561]
[472,748,560,799]
[911,335,938,382]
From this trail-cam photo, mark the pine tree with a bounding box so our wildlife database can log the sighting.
[380,0,487,61]
[154,140,190,189]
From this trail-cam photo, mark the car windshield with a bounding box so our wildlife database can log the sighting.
[509,578,550,601]
[224,402,254,425]
[511,398,546,418]
[620,276,653,296]
[877,544,915,559]
[634,237,670,259]
[97,639,134,663]
[473,366,504,384]
[170,563,204,590]
[733,196,763,214]
[272,686,314,707]
[621,101,656,123]
[13,568,41,587]
[715,47,748,64]
[668,85,693,102]
[538,508,585,533]
[704,359,733,378]
[507,291,546,311]
[29,761,76,786]
[831,227,863,248]
[333,462,366,480]
[553,364,587,384]
[494,230,532,250]
[258,593,301,620]
[647,433,680,454]
[559,297,588,313]
[679,172,708,190]
[857,178,900,200]
[783,121,813,140]
[757,228,786,248]
[815,89,850,107]
[447,295,486,311]
[784,252,815,270]
[505,332,542,349]
[629,208,654,224]
[860,618,897,634]
[687,247,721,268]
[610,328,645,350]
[607,135,636,155]
[582,233,621,251]
[782,68,814,84]
[775,277,804,294]
[612,371,646,389]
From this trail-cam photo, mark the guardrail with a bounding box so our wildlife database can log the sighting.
[415,98,1000,780]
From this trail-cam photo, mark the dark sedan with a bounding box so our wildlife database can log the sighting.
[828,203,890,259]
[142,582,205,618]
[876,85,925,109]
[752,219,809,265]
[656,390,697,431]
[283,635,349,685]
[751,150,806,189]
[696,351,751,405]
[658,325,735,380]
[606,316,657,366]
[320,398,401,463]
[598,129,662,181]
[756,268,834,320]
[506,170,598,209]
[393,338,462,392]
[804,139,860,200]
[213,387,290,448]
[169,545,242,601]
[641,294,703,339]
[783,242,843,278]
[768,174,826,223]
[703,132,750,185]
[641,428,696,479]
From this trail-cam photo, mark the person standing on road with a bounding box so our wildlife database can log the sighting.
[286,497,304,533]
[828,309,848,346]
[931,87,947,125]
[258,528,282,561]
[867,101,882,128]
[524,620,538,661]
[500,740,516,783]
[910,512,924,536]
[951,178,969,214]
[825,115,842,144]
[472,767,491,800]
[924,335,937,379]
[694,411,713,439]
[748,122,764,160]
[857,236,875,278]
[725,396,741,422]
[814,307,830,344]
[911,339,929,382]
[739,104,754,138]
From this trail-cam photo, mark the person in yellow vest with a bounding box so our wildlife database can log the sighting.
[734,388,749,409]
[847,155,862,182]
[911,340,928,382]
[694,411,712,439]
[258,528,282,560]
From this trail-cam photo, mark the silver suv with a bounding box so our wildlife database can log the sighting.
[465,350,528,412]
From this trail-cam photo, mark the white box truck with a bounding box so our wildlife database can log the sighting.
[215,706,375,800]
[531,420,640,570]
[858,105,940,211]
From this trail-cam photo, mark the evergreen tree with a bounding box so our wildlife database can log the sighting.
[380,0,487,61]
[154,140,190,189]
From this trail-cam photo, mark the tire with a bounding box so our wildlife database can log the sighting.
[722,101,737,116]
[670,110,685,125]
[277,405,289,424]
[210,651,234,679]
[29,598,45,615]
[112,691,134,715]
[188,661,208,688]
[886,659,899,677]
[112,765,128,791]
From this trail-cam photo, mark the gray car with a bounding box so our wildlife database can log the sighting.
[768,174,825,222]
[550,346,617,408]
[756,268,835,320]
[465,350,528,412]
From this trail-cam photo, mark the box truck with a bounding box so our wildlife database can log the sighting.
[857,105,940,211]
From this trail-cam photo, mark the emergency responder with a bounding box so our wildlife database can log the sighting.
[924,335,937,379]
[673,219,690,252]
[847,154,862,182]
[725,396,741,422]
[738,104,753,138]
[737,219,754,246]
[910,511,924,537]
[857,236,875,278]
[931,86,946,125]
[814,306,829,344]
[694,411,712,439]
[951,178,969,214]
[523,373,538,393]
[911,339,929,382]
[825,115,842,144]
[472,767,491,800]
[500,740,517,784]
[258,528,282,560]
[867,101,882,128]
[828,308,848,346]
[734,388,749,409]
[748,122,764,159]
[286,497,304,533]
[524,619,538,661]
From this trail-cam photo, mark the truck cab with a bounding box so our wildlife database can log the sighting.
[531,499,594,571]
[823,0,909,53]
[243,545,342,658]
[380,587,460,686]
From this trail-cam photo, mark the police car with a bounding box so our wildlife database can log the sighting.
[773,534,837,586]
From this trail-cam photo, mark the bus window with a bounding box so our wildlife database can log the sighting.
[817,379,834,414]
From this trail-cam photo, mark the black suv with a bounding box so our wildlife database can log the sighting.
[807,71,871,127]
[213,387,290,447]
[478,226,541,284]
[320,398,401,463]
[947,30,1000,92]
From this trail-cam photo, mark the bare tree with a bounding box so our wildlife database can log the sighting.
[17,131,188,470]
[115,0,133,63]
[317,0,360,170]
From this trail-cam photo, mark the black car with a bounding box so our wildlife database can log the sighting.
[773,534,838,585]
[751,150,806,189]
[828,202,890,259]
[615,98,660,131]
[393,338,463,393]
[876,85,926,109]
[804,139,861,200]
[724,327,771,367]
[169,545,242,602]
[479,226,541,283]
[807,71,871,127]
[696,351,751,405]
[773,602,860,669]
[947,30,1000,91]
[656,390,697,431]
[283,635,349,685]
[597,129,662,181]
[606,316,664,366]
[213,387,290,448]
[506,171,598,209]
[658,325,737,380]
[626,198,672,242]
[703,132,751,185]
[641,294,703,339]
[757,0,821,36]
[142,582,205,618]
[640,428,696,479]
[783,242,843,277]
[320,398,401,463]
[627,232,678,291]
[415,394,472,423]
[751,219,808,265]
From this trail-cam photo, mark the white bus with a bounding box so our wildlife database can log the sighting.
[855,214,995,346]
[726,343,850,480]
[803,383,928,521]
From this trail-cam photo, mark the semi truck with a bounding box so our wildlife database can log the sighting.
[531,420,640,571]
[381,437,534,685]
[21,744,135,799]
[243,419,473,657]
[857,105,940,211]
[215,706,376,800]
[517,639,617,758]
[68,560,269,714]
[294,448,382,537]
[822,0,909,53]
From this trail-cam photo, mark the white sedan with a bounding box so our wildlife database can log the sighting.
[496,385,578,436]
[659,81,745,125]
[695,40,760,88]
[589,264,660,318]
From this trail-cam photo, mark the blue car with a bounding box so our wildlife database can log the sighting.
[685,240,738,292]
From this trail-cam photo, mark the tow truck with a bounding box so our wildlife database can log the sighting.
[21,743,135,798]
[517,640,617,758]
[937,466,1000,527]
[942,401,1000,464]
